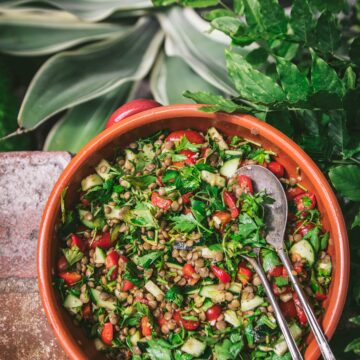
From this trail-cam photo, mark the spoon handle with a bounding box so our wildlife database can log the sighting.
[243,255,303,360]
[277,249,336,360]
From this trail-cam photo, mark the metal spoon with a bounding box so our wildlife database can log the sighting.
[237,165,335,360]
[242,249,303,360]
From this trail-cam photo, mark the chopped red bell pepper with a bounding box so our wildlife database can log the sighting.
[105,251,119,280]
[294,192,316,212]
[237,175,253,194]
[166,130,204,144]
[180,150,197,165]
[182,263,196,279]
[71,233,86,252]
[57,255,68,273]
[279,299,297,319]
[90,232,111,250]
[211,264,231,283]
[286,187,305,200]
[59,271,82,285]
[295,220,315,236]
[223,191,239,219]
[151,192,172,210]
[101,322,113,345]
[268,161,285,178]
[122,279,135,291]
[293,292,308,325]
[140,316,152,337]
[237,265,253,285]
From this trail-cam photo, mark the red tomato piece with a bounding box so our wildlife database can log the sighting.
[119,255,128,263]
[59,272,81,285]
[293,262,303,274]
[182,192,193,204]
[286,187,305,200]
[172,310,182,325]
[140,316,152,337]
[211,265,231,283]
[279,299,297,319]
[223,191,239,219]
[293,292,308,325]
[268,266,288,277]
[295,221,315,236]
[80,191,90,206]
[180,150,197,165]
[90,232,111,249]
[268,161,285,178]
[57,256,68,273]
[182,318,200,331]
[105,99,160,129]
[182,263,196,279]
[151,192,172,210]
[213,211,232,227]
[205,305,222,321]
[82,303,92,320]
[237,175,253,194]
[101,322,114,345]
[71,234,86,252]
[237,265,253,285]
[294,192,316,212]
[105,251,119,280]
[166,130,204,144]
[122,279,135,292]
[315,292,327,302]
[158,315,167,327]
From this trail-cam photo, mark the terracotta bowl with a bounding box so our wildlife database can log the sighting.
[38,104,349,360]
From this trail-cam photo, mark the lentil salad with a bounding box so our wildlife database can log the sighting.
[55,127,332,359]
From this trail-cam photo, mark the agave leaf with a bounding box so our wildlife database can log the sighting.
[43,82,136,153]
[150,52,221,105]
[158,8,238,96]
[18,17,163,130]
[0,0,153,22]
[0,8,130,56]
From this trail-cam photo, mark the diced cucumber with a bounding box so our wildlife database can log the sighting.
[273,323,302,356]
[143,143,155,160]
[78,209,105,230]
[201,170,225,187]
[241,295,264,312]
[220,158,240,178]
[200,285,226,303]
[224,309,241,327]
[124,149,136,171]
[181,338,206,357]
[184,286,201,295]
[229,282,242,294]
[63,294,82,309]
[290,239,315,266]
[225,150,243,156]
[90,288,116,311]
[145,280,164,298]
[104,204,127,220]
[208,127,228,150]
[316,255,332,277]
[201,298,214,312]
[95,159,113,181]
[130,330,141,346]
[94,247,106,264]
[166,261,183,270]
[94,338,107,351]
[81,174,103,191]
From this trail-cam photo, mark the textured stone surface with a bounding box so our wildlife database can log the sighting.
[0,151,71,359]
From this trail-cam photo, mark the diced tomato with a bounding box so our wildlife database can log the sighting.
[140,316,152,337]
[279,299,297,319]
[71,233,86,252]
[294,192,316,212]
[237,175,253,194]
[268,266,288,277]
[182,192,193,204]
[286,187,305,200]
[237,265,253,285]
[213,211,232,227]
[122,279,135,292]
[268,161,285,178]
[151,192,172,210]
[315,291,327,302]
[101,322,113,345]
[182,318,200,331]
[205,305,222,321]
[211,265,231,283]
[293,292,307,325]
[201,147,211,158]
[223,191,239,219]
[90,232,111,250]
[105,251,119,280]
[57,256,68,273]
[82,303,92,320]
[295,221,315,236]
[80,192,90,206]
[180,150,197,165]
[166,130,204,144]
[59,272,81,285]
[293,262,303,274]
[172,310,182,325]
[182,263,196,279]
[158,315,167,327]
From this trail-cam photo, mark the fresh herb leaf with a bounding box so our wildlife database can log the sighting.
[62,246,83,266]
[134,251,162,268]
[165,286,184,307]
[124,175,156,190]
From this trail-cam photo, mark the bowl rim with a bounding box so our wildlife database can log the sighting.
[37,104,349,360]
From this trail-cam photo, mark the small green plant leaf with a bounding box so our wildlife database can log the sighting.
[329,165,360,201]
[290,0,313,43]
